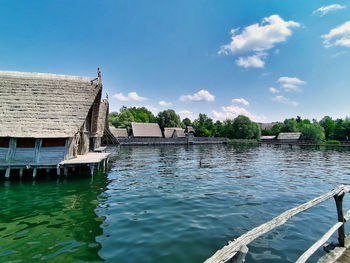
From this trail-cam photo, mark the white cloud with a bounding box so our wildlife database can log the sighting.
[113,92,148,101]
[159,100,172,106]
[322,21,350,48]
[178,110,195,120]
[179,89,215,102]
[212,101,266,122]
[269,87,279,94]
[277,76,306,91]
[271,95,299,106]
[232,98,250,106]
[313,4,346,16]
[236,53,266,68]
[142,105,158,115]
[219,14,300,68]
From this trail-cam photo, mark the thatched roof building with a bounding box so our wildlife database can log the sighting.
[185,126,195,134]
[260,135,276,140]
[164,128,186,138]
[110,127,128,138]
[277,132,302,142]
[0,70,112,178]
[131,122,162,138]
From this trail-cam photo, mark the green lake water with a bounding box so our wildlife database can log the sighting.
[1,144,350,262]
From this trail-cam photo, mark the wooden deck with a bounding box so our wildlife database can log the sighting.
[59,152,110,165]
[317,236,350,263]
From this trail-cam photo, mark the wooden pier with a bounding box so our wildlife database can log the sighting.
[204,185,350,263]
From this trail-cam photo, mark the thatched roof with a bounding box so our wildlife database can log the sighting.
[260,135,276,140]
[186,126,195,134]
[109,127,128,138]
[164,127,185,138]
[0,70,102,138]
[173,129,185,138]
[97,99,109,137]
[259,122,280,130]
[131,122,162,137]
[277,132,302,140]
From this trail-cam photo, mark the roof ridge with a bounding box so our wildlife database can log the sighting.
[0,70,93,82]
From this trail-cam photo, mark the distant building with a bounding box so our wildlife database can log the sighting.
[164,128,186,138]
[130,122,162,138]
[0,70,111,178]
[110,127,128,138]
[260,135,276,141]
[185,126,195,135]
[277,132,302,143]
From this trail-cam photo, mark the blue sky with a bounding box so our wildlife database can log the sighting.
[0,0,349,122]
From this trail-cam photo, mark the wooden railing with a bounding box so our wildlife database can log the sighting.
[204,185,350,263]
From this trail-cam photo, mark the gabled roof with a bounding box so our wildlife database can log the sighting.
[173,129,185,138]
[186,126,195,133]
[131,122,162,137]
[277,132,302,140]
[109,127,128,138]
[97,99,109,137]
[260,135,276,140]
[0,70,102,138]
[164,127,185,138]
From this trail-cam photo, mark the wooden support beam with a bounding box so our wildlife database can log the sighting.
[64,167,68,177]
[19,169,23,179]
[334,193,345,247]
[32,168,37,179]
[204,186,345,263]
[5,167,10,179]
[295,222,343,263]
[56,167,61,176]
[89,165,94,176]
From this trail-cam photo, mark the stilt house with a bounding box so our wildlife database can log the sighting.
[0,70,111,178]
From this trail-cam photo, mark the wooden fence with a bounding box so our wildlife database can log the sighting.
[204,185,350,263]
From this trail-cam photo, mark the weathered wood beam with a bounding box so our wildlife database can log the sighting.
[204,186,344,263]
[295,222,343,263]
[334,194,345,247]
[344,209,350,222]
[5,167,10,179]
[32,168,37,179]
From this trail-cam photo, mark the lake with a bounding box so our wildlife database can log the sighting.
[1,144,350,263]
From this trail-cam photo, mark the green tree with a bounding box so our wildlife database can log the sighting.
[320,116,336,140]
[232,115,261,139]
[108,112,118,127]
[300,123,325,143]
[214,120,224,137]
[182,118,192,127]
[193,114,215,137]
[128,107,157,123]
[157,109,182,130]
[116,109,135,128]
[281,119,298,132]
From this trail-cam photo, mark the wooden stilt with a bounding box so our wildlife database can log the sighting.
[5,167,11,179]
[64,167,68,177]
[89,165,94,176]
[56,167,61,176]
[19,169,23,179]
[32,168,37,179]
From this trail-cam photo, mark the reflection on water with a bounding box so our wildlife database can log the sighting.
[1,145,350,263]
[0,175,107,263]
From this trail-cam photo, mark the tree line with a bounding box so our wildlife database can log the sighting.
[108,107,350,143]
[262,116,350,143]
[108,106,261,139]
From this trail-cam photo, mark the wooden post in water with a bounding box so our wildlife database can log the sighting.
[32,168,37,179]
[5,167,10,179]
[19,168,23,179]
[334,193,345,247]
